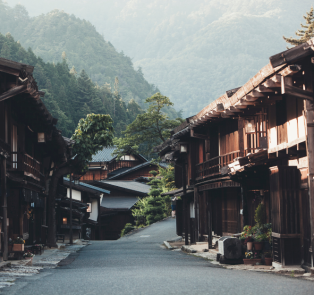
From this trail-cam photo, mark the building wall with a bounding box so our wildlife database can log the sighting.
[89,199,98,221]
[67,188,81,201]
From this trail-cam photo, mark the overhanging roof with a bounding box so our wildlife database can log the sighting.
[101,196,139,209]
[93,180,150,195]
[63,178,110,195]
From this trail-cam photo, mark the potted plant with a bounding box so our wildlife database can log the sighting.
[23,251,34,260]
[264,251,273,266]
[253,233,267,251]
[244,236,254,251]
[243,251,254,265]
[12,237,25,251]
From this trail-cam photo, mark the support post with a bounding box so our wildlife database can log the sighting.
[182,160,188,245]
[194,187,199,242]
[304,60,314,267]
[1,158,8,261]
[69,174,73,245]
[241,185,249,227]
[207,192,213,249]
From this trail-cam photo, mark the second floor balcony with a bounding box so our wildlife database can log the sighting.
[10,152,44,183]
[196,150,242,180]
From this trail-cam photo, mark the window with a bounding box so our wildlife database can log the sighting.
[12,125,18,168]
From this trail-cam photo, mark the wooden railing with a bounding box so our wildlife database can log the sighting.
[11,152,44,182]
[196,150,241,179]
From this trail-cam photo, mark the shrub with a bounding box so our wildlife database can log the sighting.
[120,223,134,237]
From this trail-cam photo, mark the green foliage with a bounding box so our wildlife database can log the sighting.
[0,2,181,118]
[0,32,144,137]
[120,223,134,237]
[254,203,266,227]
[132,164,175,226]
[114,93,183,159]
[283,6,314,46]
[71,114,114,164]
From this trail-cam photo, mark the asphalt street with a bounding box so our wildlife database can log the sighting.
[2,218,314,295]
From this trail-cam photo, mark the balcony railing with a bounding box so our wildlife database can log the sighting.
[196,150,241,180]
[11,152,44,182]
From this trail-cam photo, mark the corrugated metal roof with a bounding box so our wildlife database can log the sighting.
[63,178,110,194]
[91,146,117,162]
[101,196,139,209]
[99,180,150,194]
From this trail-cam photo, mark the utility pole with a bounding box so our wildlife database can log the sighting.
[69,173,73,245]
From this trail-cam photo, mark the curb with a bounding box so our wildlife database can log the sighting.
[163,241,174,250]
[181,245,197,253]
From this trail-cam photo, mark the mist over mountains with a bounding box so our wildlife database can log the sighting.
[3,0,314,116]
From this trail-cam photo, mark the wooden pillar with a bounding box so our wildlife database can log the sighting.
[1,157,8,261]
[207,192,213,249]
[69,174,73,244]
[241,185,249,227]
[182,159,189,245]
[194,187,199,243]
[304,60,314,267]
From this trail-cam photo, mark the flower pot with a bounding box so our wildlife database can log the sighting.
[13,244,24,251]
[247,242,253,250]
[243,259,254,265]
[264,257,273,266]
[243,258,261,265]
[254,242,263,251]
[24,256,33,260]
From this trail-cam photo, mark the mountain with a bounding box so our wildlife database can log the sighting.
[0,1,181,121]
[3,0,313,116]
[0,32,144,137]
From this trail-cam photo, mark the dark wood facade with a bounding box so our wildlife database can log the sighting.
[0,58,70,259]
[157,39,314,269]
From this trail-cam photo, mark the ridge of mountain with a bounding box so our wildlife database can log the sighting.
[3,0,314,116]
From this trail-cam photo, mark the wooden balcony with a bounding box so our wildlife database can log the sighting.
[196,150,241,180]
[10,152,44,182]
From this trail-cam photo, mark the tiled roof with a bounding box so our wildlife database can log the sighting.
[99,180,150,194]
[101,196,139,209]
[107,161,168,180]
[91,146,117,163]
[63,178,110,194]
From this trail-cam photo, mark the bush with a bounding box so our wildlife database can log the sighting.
[120,223,134,237]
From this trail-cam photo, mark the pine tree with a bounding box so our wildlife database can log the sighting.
[283,7,314,46]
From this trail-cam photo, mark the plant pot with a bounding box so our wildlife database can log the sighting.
[13,244,24,251]
[254,242,263,251]
[264,257,273,266]
[247,242,253,250]
[24,256,33,260]
[243,259,254,265]
[243,258,262,265]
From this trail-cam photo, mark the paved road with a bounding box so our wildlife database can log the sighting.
[3,218,314,295]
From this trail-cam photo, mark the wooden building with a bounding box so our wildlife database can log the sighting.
[157,38,314,270]
[89,180,150,240]
[0,58,71,260]
[79,146,148,181]
[61,178,110,241]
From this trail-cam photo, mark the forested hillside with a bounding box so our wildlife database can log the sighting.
[4,0,313,116]
[0,32,143,137]
[0,1,179,119]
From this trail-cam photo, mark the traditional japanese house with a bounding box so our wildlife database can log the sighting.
[0,58,71,260]
[89,180,150,240]
[157,38,314,270]
[79,146,148,181]
[61,178,110,241]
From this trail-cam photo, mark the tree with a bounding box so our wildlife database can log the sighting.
[283,7,314,46]
[47,113,114,247]
[114,92,183,159]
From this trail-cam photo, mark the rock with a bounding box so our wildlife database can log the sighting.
[218,237,242,259]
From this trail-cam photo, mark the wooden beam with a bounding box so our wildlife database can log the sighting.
[239,99,255,106]
[255,84,275,93]
[0,64,20,76]
[244,95,259,102]
[0,84,27,102]
[229,106,244,112]
[249,90,264,98]
[234,104,248,110]
[282,75,313,100]
[263,79,281,89]
[216,103,224,112]
[190,129,208,139]
[279,64,302,77]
